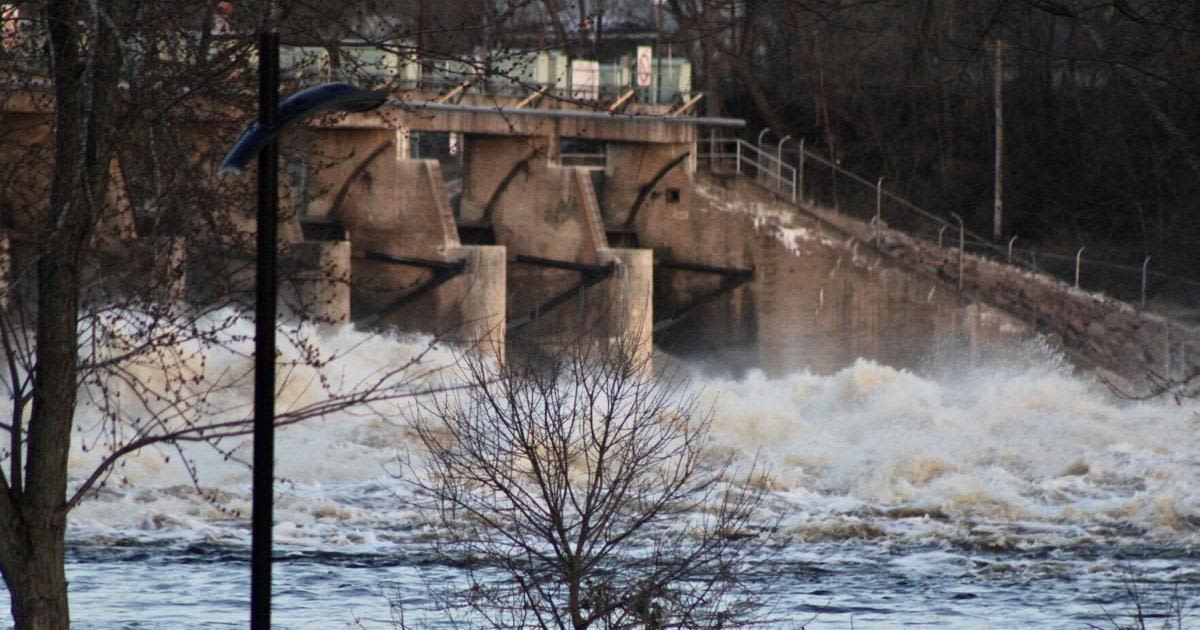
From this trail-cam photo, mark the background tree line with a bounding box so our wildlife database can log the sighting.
[377,0,1198,281]
[664,0,1199,276]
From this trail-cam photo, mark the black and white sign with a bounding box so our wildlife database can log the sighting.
[636,46,653,87]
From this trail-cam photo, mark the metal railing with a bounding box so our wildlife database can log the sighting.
[699,132,1200,316]
[703,137,799,202]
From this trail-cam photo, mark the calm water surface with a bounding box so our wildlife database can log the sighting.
[44,540,1199,628]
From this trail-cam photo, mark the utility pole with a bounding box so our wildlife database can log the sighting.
[993,38,1004,242]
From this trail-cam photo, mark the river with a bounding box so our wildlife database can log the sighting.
[2,324,1198,628]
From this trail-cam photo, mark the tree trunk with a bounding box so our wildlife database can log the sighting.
[542,0,569,54]
[727,54,788,137]
[0,1,117,627]
[569,585,587,630]
[6,529,69,630]
[8,250,85,630]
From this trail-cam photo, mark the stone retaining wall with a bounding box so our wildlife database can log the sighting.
[869,223,1200,385]
[706,173,1200,385]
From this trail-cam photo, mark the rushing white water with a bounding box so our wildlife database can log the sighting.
[62,324,1199,553]
[3,317,1198,627]
[705,351,1200,550]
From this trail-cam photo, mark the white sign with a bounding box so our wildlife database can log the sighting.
[636,46,653,87]
[571,59,600,101]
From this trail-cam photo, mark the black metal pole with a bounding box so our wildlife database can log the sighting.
[251,30,279,630]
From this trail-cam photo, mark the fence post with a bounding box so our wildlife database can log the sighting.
[1141,255,1151,307]
[938,225,948,248]
[735,140,741,175]
[951,212,964,292]
[757,128,770,152]
[777,135,791,189]
[831,152,841,210]
[1074,246,1085,288]
[1007,235,1017,264]
[875,177,883,225]
[797,139,805,203]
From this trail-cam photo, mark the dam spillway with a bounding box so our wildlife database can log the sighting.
[1,91,1197,383]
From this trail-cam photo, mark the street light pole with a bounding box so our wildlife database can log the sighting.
[251,30,279,630]
[219,37,388,630]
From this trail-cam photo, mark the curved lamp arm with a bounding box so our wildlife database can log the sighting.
[219,82,389,175]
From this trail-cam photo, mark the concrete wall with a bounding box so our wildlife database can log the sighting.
[479,140,607,340]
[611,169,758,367]
[681,172,1200,384]
[491,164,607,263]
[459,134,654,356]
[635,174,1029,376]
[601,142,696,227]
[459,135,550,223]
[749,221,1028,374]
[869,228,1200,384]
[306,129,505,342]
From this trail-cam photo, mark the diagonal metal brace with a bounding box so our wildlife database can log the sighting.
[363,250,467,271]
[653,260,755,333]
[623,150,691,229]
[481,148,539,221]
[355,251,466,325]
[508,254,616,331]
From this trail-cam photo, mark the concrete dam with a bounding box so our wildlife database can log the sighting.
[2,92,1197,384]
[308,98,1200,383]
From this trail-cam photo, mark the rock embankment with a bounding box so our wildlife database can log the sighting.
[868,223,1200,386]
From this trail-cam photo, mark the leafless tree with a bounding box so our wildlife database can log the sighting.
[0,1,539,627]
[1087,567,1191,630]
[399,336,768,629]
[668,0,1200,278]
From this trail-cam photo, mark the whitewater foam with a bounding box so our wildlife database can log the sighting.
[3,314,1196,557]
[702,355,1200,548]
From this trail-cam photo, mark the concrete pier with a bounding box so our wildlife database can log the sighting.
[598,247,654,369]
[439,245,507,352]
[288,240,351,328]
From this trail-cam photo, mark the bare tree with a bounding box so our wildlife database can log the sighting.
[0,1,535,626]
[667,0,1200,279]
[400,337,767,629]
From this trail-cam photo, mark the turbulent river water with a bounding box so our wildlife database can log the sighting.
[2,321,1198,628]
